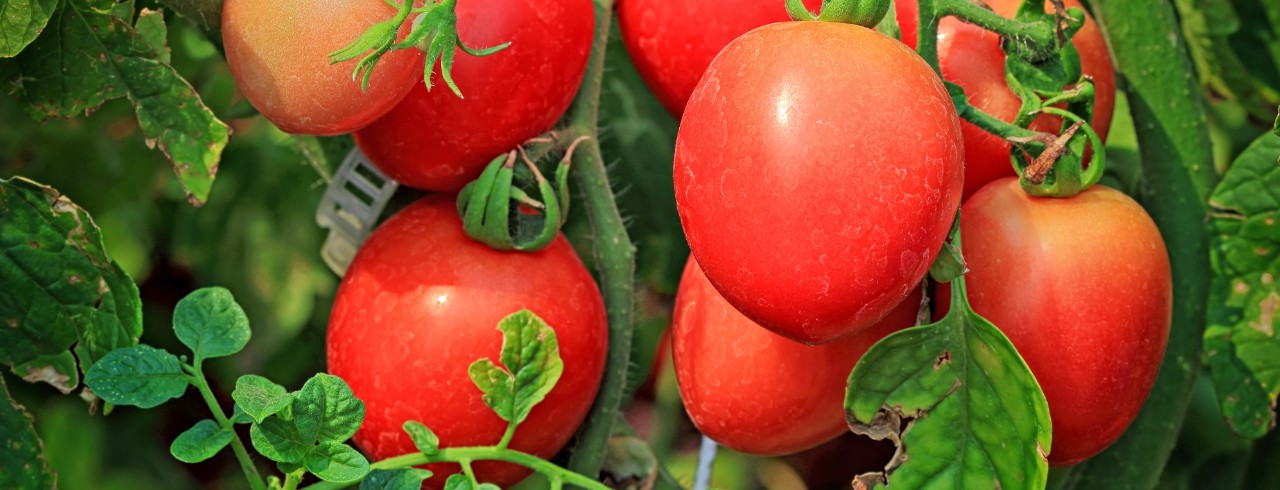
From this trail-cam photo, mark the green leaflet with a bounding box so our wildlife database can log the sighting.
[468,310,564,425]
[293,374,365,444]
[0,0,229,205]
[304,442,370,483]
[845,276,1051,489]
[170,419,233,463]
[173,287,250,362]
[402,421,440,455]
[0,177,142,374]
[232,375,293,424]
[1206,132,1280,438]
[359,468,433,490]
[0,376,55,490]
[0,0,57,57]
[83,344,188,409]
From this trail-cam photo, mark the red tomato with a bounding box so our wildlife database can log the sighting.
[940,178,1171,465]
[327,196,607,488]
[673,258,920,455]
[222,0,422,135]
[674,22,963,344]
[617,0,820,117]
[896,0,1116,198]
[353,0,593,191]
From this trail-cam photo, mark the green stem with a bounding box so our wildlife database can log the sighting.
[282,470,304,490]
[299,447,613,490]
[186,363,267,490]
[562,0,637,484]
[961,102,1042,140]
[496,422,517,450]
[1062,1,1216,488]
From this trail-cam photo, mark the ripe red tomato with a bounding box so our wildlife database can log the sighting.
[222,0,422,135]
[896,0,1116,198]
[353,0,593,191]
[673,258,920,455]
[674,22,963,344]
[941,178,1171,466]
[616,0,820,118]
[327,196,607,488]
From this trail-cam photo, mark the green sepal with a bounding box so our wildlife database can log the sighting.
[457,151,571,252]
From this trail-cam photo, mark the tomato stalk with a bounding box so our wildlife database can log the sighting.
[1058,0,1217,487]
[556,0,638,483]
[183,362,268,490]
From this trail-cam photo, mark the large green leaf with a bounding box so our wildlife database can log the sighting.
[0,376,55,489]
[1205,132,1280,438]
[1176,0,1280,121]
[468,310,564,425]
[0,1,229,205]
[0,0,57,57]
[0,177,141,378]
[169,419,233,463]
[845,277,1051,489]
[293,373,364,444]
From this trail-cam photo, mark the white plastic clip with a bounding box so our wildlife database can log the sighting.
[316,148,399,276]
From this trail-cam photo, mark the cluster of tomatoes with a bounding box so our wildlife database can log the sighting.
[222,0,1173,486]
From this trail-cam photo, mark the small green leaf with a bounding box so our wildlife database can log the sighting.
[0,376,55,489]
[1205,132,1280,437]
[845,276,1051,489]
[360,468,433,490]
[402,421,439,455]
[83,344,188,409]
[250,416,311,463]
[0,0,56,57]
[468,310,564,424]
[442,475,498,490]
[304,442,370,483]
[233,375,293,423]
[928,216,966,283]
[170,419,233,463]
[174,287,250,361]
[294,374,365,443]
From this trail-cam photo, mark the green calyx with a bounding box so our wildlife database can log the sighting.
[457,141,581,252]
[786,0,891,27]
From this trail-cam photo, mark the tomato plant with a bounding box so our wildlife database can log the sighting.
[352,0,594,191]
[616,0,820,117]
[222,0,423,135]
[674,20,963,344]
[672,258,920,455]
[896,0,1116,198]
[939,177,1172,466]
[327,196,608,488]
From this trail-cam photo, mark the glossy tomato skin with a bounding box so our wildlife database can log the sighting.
[673,259,920,455]
[327,196,607,488]
[222,0,422,135]
[353,0,593,191]
[946,178,1171,466]
[616,0,820,117]
[674,22,963,344]
[896,0,1116,198]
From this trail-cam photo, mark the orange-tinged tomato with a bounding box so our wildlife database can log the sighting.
[896,0,1116,198]
[940,178,1171,465]
[327,196,607,488]
[673,258,921,456]
[222,0,422,135]
[675,21,962,344]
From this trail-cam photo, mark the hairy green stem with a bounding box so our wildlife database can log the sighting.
[562,0,637,484]
[300,447,612,490]
[1061,1,1216,488]
[496,422,517,450]
[186,363,266,490]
